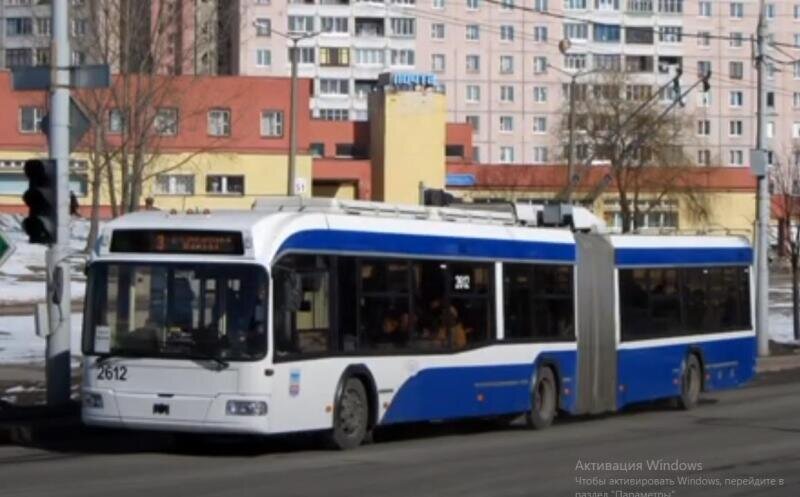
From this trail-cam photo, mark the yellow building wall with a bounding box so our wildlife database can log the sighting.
[0,150,312,212]
[370,90,446,205]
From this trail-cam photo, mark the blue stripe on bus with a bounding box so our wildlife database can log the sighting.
[615,247,752,266]
[617,335,756,409]
[278,229,576,262]
[380,351,577,424]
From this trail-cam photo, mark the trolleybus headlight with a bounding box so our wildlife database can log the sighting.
[83,393,103,409]
[225,400,268,416]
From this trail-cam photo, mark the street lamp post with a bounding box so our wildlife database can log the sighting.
[272,29,318,195]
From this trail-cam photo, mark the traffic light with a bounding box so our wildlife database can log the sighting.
[22,159,57,244]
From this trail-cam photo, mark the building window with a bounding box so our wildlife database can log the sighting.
[729,32,743,48]
[499,55,514,74]
[71,50,86,65]
[697,60,711,78]
[500,25,515,41]
[155,174,194,195]
[465,115,480,132]
[431,54,445,72]
[466,54,480,73]
[794,92,800,108]
[207,109,231,136]
[500,85,514,102]
[260,110,284,137]
[533,0,548,11]
[767,121,775,139]
[433,0,445,8]
[467,0,479,9]
[594,23,621,43]
[533,25,548,42]
[729,2,743,18]
[533,86,548,103]
[729,61,744,80]
[729,120,743,137]
[318,108,349,121]
[499,115,514,132]
[658,0,682,13]
[309,143,325,157]
[321,16,348,34]
[596,0,618,11]
[288,16,314,33]
[108,109,125,133]
[390,49,415,66]
[729,91,743,107]
[255,18,271,36]
[206,175,244,195]
[564,0,586,8]
[697,119,711,136]
[431,23,445,40]
[390,18,416,37]
[564,23,588,41]
[5,48,32,67]
[472,146,481,162]
[466,24,480,40]
[71,18,87,36]
[500,0,514,10]
[256,49,271,67]
[564,54,587,70]
[354,48,384,65]
[6,18,33,36]
[499,146,515,163]
[36,18,51,36]
[532,146,549,164]
[697,149,711,166]
[154,108,178,136]
[289,47,315,64]
[595,54,621,70]
[320,47,350,67]
[319,78,349,96]
[532,116,547,134]
[533,56,548,74]
[697,31,710,47]
[794,61,800,79]
[659,26,682,43]
[19,106,44,133]
[729,150,744,166]
[793,122,800,139]
[699,1,711,16]
[35,48,49,66]
[626,26,654,44]
[466,85,481,103]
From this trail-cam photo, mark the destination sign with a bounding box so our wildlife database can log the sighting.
[110,230,244,255]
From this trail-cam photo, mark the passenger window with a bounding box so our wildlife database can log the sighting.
[358,259,412,351]
[447,263,493,347]
[273,255,331,357]
[648,268,682,335]
[504,264,575,341]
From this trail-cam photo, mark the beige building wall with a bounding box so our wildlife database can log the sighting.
[370,88,446,204]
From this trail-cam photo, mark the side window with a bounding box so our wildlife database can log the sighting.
[446,262,493,347]
[273,255,331,357]
[505,264,575,341]
[619,269,650,341]
[357,259,412,351]
[648,268,682,335]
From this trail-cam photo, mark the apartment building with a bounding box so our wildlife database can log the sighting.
[0,0,240,75]
[237,0,800,166]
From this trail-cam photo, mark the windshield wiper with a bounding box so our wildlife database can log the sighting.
[191,354,230,370]
[94,354,112,366]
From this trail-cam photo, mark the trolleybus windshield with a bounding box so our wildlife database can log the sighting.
[82,263,268,361]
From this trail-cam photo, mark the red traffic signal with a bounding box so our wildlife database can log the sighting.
[22,159,57,244]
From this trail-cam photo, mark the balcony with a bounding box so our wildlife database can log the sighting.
[355,18,384,37]
[626,0,653,14]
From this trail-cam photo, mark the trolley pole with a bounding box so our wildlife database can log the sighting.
[755,1,770,357]
[46,0,73,405]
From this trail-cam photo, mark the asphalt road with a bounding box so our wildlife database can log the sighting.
[1,371,799,497]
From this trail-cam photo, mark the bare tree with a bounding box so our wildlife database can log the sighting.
[560,70,708,233]
[76,0,243,249]
[771,143,800,341]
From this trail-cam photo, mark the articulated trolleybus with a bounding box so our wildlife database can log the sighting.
[81,197,755,449]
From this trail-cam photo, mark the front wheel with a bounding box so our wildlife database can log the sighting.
[525,367,557,430]
[678,355,702,410]
[327,378,369,450]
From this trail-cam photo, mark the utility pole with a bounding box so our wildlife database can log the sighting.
[755,0,770,357]
[288,37,300,196]
[47,0,72,405]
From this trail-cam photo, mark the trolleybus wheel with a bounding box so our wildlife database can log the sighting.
[328,377,369,450]
[678,354,702,410]
[525,367,556,430]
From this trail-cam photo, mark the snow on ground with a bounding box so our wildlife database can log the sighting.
[0,313,83,364]
[0,213,91,304]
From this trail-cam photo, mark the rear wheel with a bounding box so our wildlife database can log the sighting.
[328,378,369,450]
[678,354,702,410]
[525,367,557,430]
